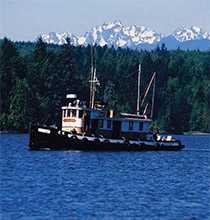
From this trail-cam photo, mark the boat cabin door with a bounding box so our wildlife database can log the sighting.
[91,119,98,133]
[112,121,121,138]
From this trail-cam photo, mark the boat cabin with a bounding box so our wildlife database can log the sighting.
[61,94,103,134]
[89,114,151,140]
[61,94,151,140]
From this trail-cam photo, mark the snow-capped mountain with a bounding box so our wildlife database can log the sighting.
[41,21,162,48]
[78,21,162,48]
[41,32,78,45]
[173,26,210,42]
[40,21,210,51]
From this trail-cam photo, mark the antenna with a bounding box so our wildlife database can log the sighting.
[137,63,141,115]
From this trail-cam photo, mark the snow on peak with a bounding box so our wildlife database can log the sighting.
[203,32,210,40]
[75,21,162,48]
[173,26,207,42]
[98,37,107,47]
[78,36,86,45]
[40,32,77,45]
[40,22,210,49]
[191,26,201,33]
[102,20,122,30]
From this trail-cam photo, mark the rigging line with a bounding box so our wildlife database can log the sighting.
[137,64,141,115]
[140,72,156,109]
[150,74,156,119]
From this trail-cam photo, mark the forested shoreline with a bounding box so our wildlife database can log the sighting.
[0,38,209,133]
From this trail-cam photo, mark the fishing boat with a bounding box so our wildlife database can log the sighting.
[29,58,184,151]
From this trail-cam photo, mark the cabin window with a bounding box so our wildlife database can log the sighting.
[71,110,76,117]
[129,121,133,130]
[67,110,71,117]
[107,120,112,129]
[98,119,103,128]
[139,121,143,131]
[79,110,83,118]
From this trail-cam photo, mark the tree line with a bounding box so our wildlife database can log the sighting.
[0,38,209,133]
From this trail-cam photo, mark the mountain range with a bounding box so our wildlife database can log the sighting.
[40,21,210,51]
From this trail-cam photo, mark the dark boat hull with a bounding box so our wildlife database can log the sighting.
[29,125,185,151]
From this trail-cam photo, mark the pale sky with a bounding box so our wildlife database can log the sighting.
[0,0,209,41]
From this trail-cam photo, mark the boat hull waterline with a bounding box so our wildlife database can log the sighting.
[29,125,185,151]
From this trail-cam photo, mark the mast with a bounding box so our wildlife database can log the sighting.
[89,47,98,109]
[136,64,141,115]
[89,47,94,108]
[91,67,97,108]
[150,74,156,119]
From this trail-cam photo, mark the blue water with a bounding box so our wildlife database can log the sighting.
[0,134,209,220]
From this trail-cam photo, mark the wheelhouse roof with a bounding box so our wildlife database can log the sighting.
[92,116,152,122]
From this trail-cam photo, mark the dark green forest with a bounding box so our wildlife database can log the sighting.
[0,38,209,133]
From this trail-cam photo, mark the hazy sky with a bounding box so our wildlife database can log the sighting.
[1,0,209,41]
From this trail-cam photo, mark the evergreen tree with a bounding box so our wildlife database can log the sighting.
[0,40,209,132]
[0,38,19,114]
[8,79,28,131]
[27,38,48,123]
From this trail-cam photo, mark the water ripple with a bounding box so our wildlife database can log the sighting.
[0,134,209,220]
